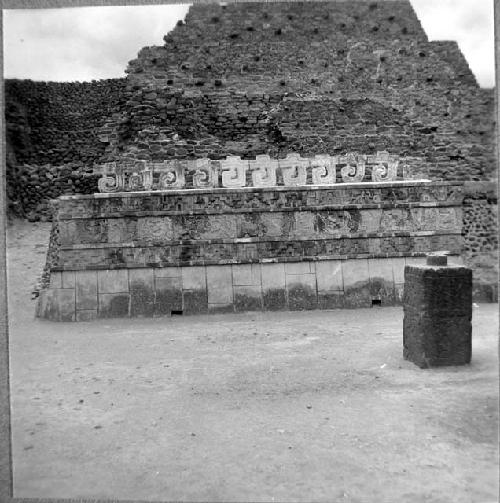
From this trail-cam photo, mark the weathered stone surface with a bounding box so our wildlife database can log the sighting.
[154,277,182,315]
[342,259,371,308]
[261,263,287,310]
[76,309,98,322]
[38,288,75,322]
[97,269,129,294]
[232,263,261,286]
[129,268,155,317]
[75,271,98,310]
[98,293,130,319]
[316,261,343,292]
[181,266,206,290]
[368,258,396,305]
[183,290,208,315]
[61,271,76,289]
[403,264,472,368]
[206,265,233,305]
[287,276,317,311]
[234,285,262,312]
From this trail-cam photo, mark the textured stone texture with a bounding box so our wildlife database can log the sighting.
[49,181,464,271]
[403,264,472,368]
[39,256,461,320]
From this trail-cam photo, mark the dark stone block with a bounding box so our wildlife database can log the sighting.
[183,289,208,314]
[99,294,130,319]
[287,284,317,311]
[208,304,234,314]
[403,264,473,368]
[318,292,344,310]
[343,285,371,308]
[369,278,396,306]
[130,281,155,317]
[234,293,262,312]
[155,287,182,315]
[404,266,472,316]
[403,313,472,368]
[262,288,287,311]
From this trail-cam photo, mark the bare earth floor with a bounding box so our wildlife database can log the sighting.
[6,219,500,503]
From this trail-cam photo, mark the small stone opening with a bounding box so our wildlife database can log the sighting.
[171,310,183,316]
[371,299,382,307]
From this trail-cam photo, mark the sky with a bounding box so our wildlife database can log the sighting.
[2,1,496,87]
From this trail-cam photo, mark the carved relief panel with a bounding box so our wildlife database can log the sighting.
[279,153,308,186]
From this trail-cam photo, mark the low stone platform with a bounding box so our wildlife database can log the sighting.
[37,180,465,321]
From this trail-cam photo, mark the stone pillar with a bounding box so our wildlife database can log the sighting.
[403,254,472,368]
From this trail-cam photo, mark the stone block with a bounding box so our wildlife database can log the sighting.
[155,277,182,315]
[76,310,97,322]
[404,266,472,316]
[342,259,371,308]
[38,288,75,322]
[262,288,287,311]
[129,268,155,317]
[262,263,286,310]
[391,258,406,284]
[49,271,62,289]
[208,303,235,314]
[315,260,343,292]
[183,290,208,314]
[61,271,76,289]
[287,274,317,311]
[154,267,181,278]
[75,271,98,310]
[182,266,206,290]
[403,264,472,368]
[285,261,314,276]
[261,263,285,289]
[234,285,262,312]
[318,291,344,310]
[232,263,261,286]
[97,269,129,294]
[405,256,426,268]
[206,265,233,304]
[403,315,472,368]
[98,293,130,319]
[368,258,396,305]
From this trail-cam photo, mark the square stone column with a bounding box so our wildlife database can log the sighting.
[403,254,472,368]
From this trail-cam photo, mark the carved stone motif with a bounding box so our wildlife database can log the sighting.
[156,160,186,189]
[311,155,336,185]
[192,159,218,189]
[221,156,248,188]
[370,151,399,182]
[339,153,366,183]
[279,154,308,186]
[249,155,278,187]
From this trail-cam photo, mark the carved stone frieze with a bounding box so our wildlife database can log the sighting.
[279,153,308,186]
[221,156,248,188]
[339,153,366,183]
[369,151,399,182]
[94,152,426,193]
[249,155,278,187]
[311,155,336,185]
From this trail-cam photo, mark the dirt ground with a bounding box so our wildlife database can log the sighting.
[5,219,499,503]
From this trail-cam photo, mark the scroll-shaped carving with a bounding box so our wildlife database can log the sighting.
[279,154,308,186]
[97,162,121,193]
[157,160,186,189]
[192,158,217,189]
[221,156,248,188]
[370,150,398,182]
[249,155,278,187]
[339,153,366,183]
[125,160,147,191]
[311,155,336,185]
